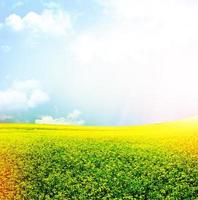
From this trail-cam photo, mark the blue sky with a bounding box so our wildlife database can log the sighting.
[1,0,198,125]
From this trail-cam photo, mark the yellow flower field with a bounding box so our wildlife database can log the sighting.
[0,119,197,199]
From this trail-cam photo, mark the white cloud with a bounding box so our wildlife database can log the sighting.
[0,115,13,121]
[5,9,72,36]
[100,0,171,20]
[6,14,23,31]
[66,110,81,121]
[28,89,50,108]
[70,0,198,123]
[35,110,85,125]
[0,80,49,111]
[12,79,40,91]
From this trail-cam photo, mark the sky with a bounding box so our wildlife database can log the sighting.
[1,0,198,126]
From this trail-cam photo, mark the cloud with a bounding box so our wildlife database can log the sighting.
[0,80,49,111]
[99,0,167,20]
[70,0,198,123]
[0,115,13,121]
[6,14,23,31]
[5,9,72,36]
[35,110,85,125]
[99,0,197,20]
[74,0,198,64]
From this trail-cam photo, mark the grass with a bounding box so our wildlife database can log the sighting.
[0,119,197,199]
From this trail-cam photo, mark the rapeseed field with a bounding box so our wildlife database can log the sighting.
[0,120,197,199]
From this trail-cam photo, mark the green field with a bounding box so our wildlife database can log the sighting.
[0,120,197,199]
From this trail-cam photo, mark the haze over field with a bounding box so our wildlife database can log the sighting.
[1,0,198,125]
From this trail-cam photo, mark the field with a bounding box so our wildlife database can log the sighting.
[0,119,197,199]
